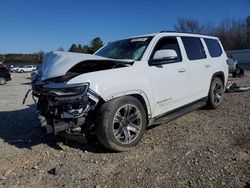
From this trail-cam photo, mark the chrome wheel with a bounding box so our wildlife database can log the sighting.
[112,104,143,144]
[213,82,223,104]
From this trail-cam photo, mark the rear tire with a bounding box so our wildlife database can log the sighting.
[207,77,224,109]
[232,66,240,77]
[97,96,147,151]
[0,77,6,85]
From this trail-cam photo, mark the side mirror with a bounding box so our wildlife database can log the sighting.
[149,49,178,65]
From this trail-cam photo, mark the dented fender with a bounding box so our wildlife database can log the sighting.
[67,67,153,118]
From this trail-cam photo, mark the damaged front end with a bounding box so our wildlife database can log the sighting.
[32,81,99,135]
[29,51,133,136]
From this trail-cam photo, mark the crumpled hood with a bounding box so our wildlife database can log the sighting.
[40,51,133,81]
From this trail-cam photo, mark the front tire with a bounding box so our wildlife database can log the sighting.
[0,77,6,85]
[97,96,147,151]
[207,77,224,109]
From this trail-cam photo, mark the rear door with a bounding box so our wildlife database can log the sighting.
[180,37,212,101]
[148,36,189,117]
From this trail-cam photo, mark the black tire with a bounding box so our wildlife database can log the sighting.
[0,77,6,85]
[232,65,244,77]
[232,65,240,77]
[232,71,237,77]
[207,77,224,109]
[235,66,241,75]
[97,96,147,151]
[238,65,244,76]
[20,70,24,73]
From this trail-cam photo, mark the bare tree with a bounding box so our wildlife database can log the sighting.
[174,16,249,50]
[246,16,250,48]
[214,18,247,50]
[174,17,204,33]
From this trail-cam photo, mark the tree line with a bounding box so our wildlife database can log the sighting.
[68,37,103,54]
[174,16,250,50]
[0,52,43,64]
[1,15,249,64]
[0,37,104,64]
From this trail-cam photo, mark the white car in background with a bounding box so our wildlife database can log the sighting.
[32,31,228,151]
[10,66,22,72]
[17,65,36,73]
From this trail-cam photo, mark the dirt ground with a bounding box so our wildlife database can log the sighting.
[0,72,250,188]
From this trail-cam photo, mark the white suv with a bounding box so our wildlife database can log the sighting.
[17,65,36,73]
[32,32,228,151]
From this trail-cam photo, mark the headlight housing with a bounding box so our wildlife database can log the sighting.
[43,82,89,97]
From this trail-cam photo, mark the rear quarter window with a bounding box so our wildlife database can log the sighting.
[204,38,222,57]
[181,37,206,60]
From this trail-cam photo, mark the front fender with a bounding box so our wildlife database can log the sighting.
[67,67,153,118]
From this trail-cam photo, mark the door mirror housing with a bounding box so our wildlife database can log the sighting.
[149,49,178,65]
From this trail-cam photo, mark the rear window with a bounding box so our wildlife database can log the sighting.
[181,37,206,60]
[204,38,222,57]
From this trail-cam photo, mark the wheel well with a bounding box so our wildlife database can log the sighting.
[95,94,150,124]
[96,94,148,113]
[130,94,149,123]
[212,72,225,85]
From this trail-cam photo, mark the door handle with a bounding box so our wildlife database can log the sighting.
[178,68,186,73]
[205,64,211,68]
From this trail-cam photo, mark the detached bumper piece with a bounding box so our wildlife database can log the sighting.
[33,82,99,135]
[39,114,85,135]
[226,82,250,93]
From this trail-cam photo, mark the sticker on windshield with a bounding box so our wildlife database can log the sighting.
[131,38,148,42]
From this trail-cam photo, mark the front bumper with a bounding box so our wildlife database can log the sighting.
[33,82,99,135]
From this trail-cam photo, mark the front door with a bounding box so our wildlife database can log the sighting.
[148,37,189,117]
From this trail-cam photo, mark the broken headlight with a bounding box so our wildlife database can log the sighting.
[43,82,89,97]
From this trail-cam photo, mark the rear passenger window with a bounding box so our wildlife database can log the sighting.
[204,38,222,57]
[150,37,182,63]
[181,37,206,60]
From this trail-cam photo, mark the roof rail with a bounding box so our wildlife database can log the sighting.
[160,30,177,33]
[160,30,201,35]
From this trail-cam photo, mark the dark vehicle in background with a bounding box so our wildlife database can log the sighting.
[0,67,11,85]
[227,54,244,77]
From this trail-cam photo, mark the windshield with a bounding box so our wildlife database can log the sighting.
[95,37,153,61]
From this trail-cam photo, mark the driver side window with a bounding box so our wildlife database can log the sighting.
[150,37,182,63]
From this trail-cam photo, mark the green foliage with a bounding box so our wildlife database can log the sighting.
[68,37,104,54]
[69,44,79,52]
[0,52,44,64]
[0,37,104,64]
[89,37,104,53]
[0,54,5,62]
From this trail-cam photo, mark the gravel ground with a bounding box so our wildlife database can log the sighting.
[0,72,250,188]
